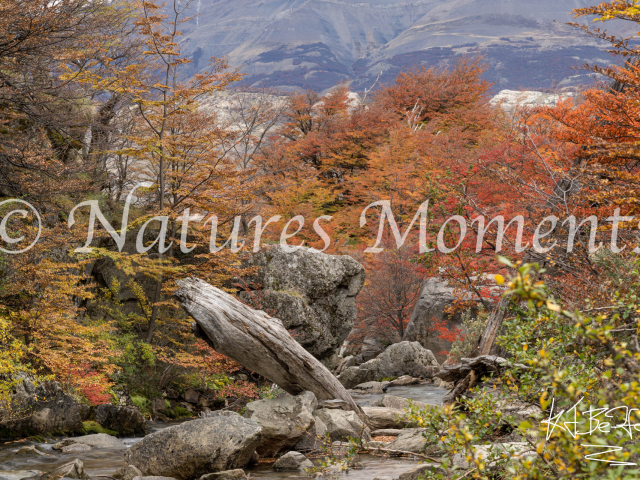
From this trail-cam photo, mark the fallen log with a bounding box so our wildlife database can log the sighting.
[435,355,512,384]
[174,277,364,416]
[436,355,528,404]
[441,293,512,405]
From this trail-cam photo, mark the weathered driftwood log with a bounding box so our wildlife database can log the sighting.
[174,277,364,416]
[435,356,511,384]
[436,355,527,404]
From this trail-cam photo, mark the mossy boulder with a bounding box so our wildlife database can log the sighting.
[0,376,85,440]
[240,245,365,360]
[94,404,145,436]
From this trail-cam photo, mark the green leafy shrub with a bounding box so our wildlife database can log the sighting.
[0,312,42,422]
[174,371,231,393]
[111,334,163,399]
[165,404,192,419]
[404,259,640,479]
[447,307,489,365]
[130,395,151,415]
[258,383,284,399]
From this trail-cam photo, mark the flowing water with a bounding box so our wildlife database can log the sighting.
[0,384,447,479]
[249,455,420,479]
[350,383,446,408]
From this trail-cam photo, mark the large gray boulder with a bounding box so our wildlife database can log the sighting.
[53,433,126,450]
[387,428,427,454]
[372,395,430,412]
[272,451,313,471]
[403,277,502,362]
[41,459,90,480]
[243,391,316,455]
[337,342,440,388]
[336,366,370,389]
[350,381,388,395]
[369,341,440,376]
[0,377,84,440]
[294,414,327,451]
[402,278,464,362]
[113,465,142,480]
[356,338,386,364]
[362,406,412,430]
[124,413,262,480]
[240,245,365,359]
[314,408,371,442]
[94,404,145,436]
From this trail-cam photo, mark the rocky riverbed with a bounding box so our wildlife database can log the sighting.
[0,383,447,480]
[1,247,456,480]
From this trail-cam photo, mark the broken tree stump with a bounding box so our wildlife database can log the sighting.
[473,294,512,357]
[438,293,514,405]
[174,277,364,416]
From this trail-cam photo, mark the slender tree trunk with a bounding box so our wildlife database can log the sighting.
[145,151,165,343]
[146,273,163,343]
[145,68,170,344]
[471,294,511,357]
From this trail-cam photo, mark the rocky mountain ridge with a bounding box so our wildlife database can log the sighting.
[179,0,631,92]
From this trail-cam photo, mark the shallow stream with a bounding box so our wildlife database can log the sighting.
[0,383,447,479]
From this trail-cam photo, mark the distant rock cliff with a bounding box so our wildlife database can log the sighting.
[490,89,575,111]
[178,0,629,92]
